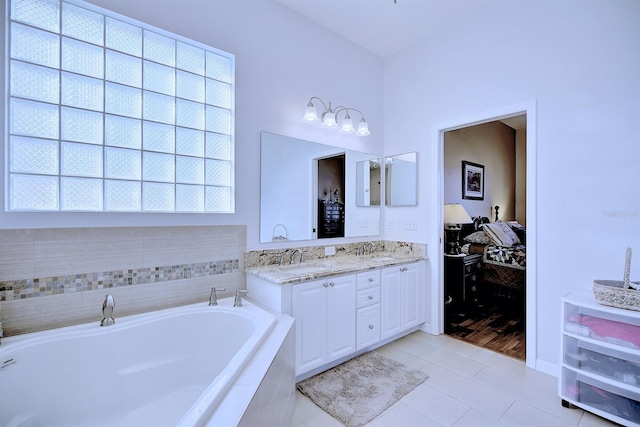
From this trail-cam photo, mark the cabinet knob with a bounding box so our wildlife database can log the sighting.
[368,295,374,300]
[323,283,328,288]
[368,277,374,282]
[369,325,374,329]
[329,282,335,287]
[400,267,408,272]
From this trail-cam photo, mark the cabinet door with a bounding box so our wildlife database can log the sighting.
[293,280,327,375]
[402,263,424,329]
[326,275,356,362]
[357,303,381,350]
[381,266,402,340]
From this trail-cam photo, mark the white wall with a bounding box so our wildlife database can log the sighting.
[0,0,384,251]
[444,121,517,221]
[384,0,640,371]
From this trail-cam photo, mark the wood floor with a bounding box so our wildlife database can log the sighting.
[446,297,525,361]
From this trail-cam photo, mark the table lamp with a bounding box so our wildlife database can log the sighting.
[444,203,472,255]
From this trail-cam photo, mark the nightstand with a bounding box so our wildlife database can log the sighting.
[444,253,483,331]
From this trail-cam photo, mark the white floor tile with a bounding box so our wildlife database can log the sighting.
[292,332,621,427]
[370,401,441,427]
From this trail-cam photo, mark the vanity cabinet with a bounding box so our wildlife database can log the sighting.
[560,291,640,426]
[381,262,424,340]
[292,275,356,376]
[246,257,426,379]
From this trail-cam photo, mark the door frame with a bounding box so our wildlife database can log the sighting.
[428,100,537,369]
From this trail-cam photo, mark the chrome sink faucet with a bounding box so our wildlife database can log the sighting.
[100,294,115,326]
[290,249,304,264]
[234,289,248,307]
[363,242,376,256]
[209,287,226,306]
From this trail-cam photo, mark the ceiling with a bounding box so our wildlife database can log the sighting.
[274,0,501,58]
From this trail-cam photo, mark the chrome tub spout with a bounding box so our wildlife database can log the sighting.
[100,294,115,327]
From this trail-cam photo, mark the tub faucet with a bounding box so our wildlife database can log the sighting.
[234,289,248,307]
[100,294,115,327]
[209,287,226,306]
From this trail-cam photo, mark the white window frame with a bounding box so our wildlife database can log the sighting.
[4,0,235,214]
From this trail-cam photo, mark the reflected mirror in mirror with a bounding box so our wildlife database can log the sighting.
[385,152,417,206]
[260,132,381,243]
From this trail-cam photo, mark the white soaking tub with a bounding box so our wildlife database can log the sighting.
[0,297,293,427]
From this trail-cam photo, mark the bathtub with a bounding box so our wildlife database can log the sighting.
[0,297,294,427]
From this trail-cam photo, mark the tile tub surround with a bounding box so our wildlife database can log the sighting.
[0,225,246,336]
[245,241,427,285]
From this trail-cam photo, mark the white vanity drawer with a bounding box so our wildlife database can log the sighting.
[357,287,380,308]
[357,270,380,290]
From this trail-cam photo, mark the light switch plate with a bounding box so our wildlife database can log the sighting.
[404,219,417,230]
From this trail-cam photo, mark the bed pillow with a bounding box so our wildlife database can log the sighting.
[463,231,493,245]
[482,222,522,247]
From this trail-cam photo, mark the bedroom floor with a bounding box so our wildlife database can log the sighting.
[291,332,617,426]
[446,297,526,360]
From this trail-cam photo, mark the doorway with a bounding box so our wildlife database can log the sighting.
[443,117,526,360]
[428,101,537,369]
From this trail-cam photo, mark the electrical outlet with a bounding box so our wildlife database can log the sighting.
[404,219,417,230]
[325,246,336,256]
[388,219,393,230]
[357,218,368,228]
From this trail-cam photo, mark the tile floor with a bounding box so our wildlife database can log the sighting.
[291,331,619,427]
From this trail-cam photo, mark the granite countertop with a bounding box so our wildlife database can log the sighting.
[245,253,426,285]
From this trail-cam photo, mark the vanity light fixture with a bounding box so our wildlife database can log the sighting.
[303,96,371,136]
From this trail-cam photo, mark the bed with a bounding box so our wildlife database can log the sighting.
[459,216,526,296]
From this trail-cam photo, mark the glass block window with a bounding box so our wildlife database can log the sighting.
[6,0,234,213]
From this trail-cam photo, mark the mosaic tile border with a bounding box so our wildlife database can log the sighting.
[0,259,240,301]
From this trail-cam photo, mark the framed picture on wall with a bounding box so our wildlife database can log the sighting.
[462,160,484,200]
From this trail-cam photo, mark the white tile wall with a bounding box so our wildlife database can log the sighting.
[0,225,246,335]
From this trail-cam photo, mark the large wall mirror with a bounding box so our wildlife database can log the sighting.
[260,132,381,242]
[385,152,417,206]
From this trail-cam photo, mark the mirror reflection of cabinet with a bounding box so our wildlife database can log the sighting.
[260,132,381,243]
[317,155,345,239]
[385,152,417,206]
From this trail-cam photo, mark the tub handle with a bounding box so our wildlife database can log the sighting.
[209,287,226,306]
[100,294,115,327]
[234,289,248,307]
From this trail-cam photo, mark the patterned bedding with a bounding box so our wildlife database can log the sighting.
[467,243,526,290]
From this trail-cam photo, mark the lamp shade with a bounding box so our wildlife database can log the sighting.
[356,119,370,136]
[303,103,318,122]
[443,203,472,225]
[340,115,355,133]
[322,111,337,128]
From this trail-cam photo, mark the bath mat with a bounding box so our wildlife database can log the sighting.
[296,351,428,427]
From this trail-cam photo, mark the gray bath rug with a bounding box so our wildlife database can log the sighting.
[296,351,429,427]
